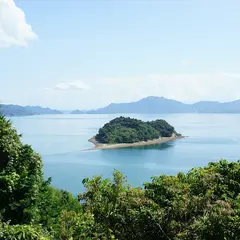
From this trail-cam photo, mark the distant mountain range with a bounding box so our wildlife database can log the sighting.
[71,96,240,114]
[2,96,240,116]
[1,104,62,116]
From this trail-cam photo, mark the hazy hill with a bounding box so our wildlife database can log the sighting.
[75,97,239,114]
[71,110,85,114]
[71,96,240,114]
[193,100,240,113]
[192,101,221,113]
[1,104,62,116]
[87,96,192,114]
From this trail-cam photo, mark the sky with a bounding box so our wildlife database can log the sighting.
[0,0,240,110]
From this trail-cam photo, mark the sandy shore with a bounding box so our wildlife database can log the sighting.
[86,134,184,151]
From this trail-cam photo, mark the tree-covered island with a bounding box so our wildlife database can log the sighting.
[94,116,180,144]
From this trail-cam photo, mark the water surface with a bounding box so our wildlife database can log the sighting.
[11,114,240,195]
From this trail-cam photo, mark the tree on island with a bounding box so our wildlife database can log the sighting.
[95,116,177,144]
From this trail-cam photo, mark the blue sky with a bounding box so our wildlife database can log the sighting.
[1,0,240,109]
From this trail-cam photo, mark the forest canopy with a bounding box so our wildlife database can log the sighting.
[95,116,177,144]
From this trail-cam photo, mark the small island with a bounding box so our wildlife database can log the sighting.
[71,110,85,114]
[88,116,183,150]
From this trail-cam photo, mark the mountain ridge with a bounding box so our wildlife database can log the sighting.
[0,104,63,116]
[72,96,240,114]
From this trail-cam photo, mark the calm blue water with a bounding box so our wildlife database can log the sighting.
[11,114,240,195]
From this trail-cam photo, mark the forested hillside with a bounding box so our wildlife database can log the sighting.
[95,116,177,144]
[1,114,240,239]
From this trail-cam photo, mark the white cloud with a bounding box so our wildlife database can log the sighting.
[48,80,90,91]
[0,0,37,47]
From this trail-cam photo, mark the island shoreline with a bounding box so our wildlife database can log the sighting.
[86,134,184,151]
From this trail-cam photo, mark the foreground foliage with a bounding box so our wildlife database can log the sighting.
[80,161,240,240]
[0,115,44,224]
[0,114,240,239]
[95,116,177,144]
[0,222,51,240]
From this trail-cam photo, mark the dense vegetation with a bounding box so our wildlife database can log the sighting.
[95,116,177,144]
[1,114,240,239]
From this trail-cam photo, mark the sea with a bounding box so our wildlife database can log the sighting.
[10,114,240,196]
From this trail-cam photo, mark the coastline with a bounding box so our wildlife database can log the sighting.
[86,134,184,151]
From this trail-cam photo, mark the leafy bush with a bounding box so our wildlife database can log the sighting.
[0,115,44,224]
[0,222,52,240]
[79,160,240,240]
